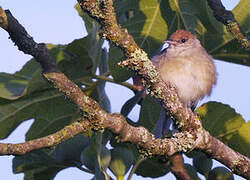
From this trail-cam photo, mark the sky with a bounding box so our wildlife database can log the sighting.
[0,0,247,180]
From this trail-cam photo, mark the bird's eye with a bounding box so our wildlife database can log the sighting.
[181,39,187,43]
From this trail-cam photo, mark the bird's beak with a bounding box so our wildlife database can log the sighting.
[160,41,170,52]
[160,40,177,52]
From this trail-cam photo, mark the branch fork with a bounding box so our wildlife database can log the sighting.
[0,1,249,178]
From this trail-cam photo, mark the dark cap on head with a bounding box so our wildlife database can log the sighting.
[169,30,195,41]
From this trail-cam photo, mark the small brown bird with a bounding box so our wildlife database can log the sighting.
[152,30,217,109]
[131,30,217,137]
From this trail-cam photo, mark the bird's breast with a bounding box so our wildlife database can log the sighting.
[154,54,216,108]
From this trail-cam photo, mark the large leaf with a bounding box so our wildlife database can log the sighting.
[108,45,133,82]
[167,0,250,65]
[0,90,77,140]
[75,4,111,113]
[135,157,170,178]
[138,95,161,133]
[114,0,168,56]
[75,3,104,74]
[108,147,134,177]
[109,0,169,82]
[53,134,90,163]
[0,37,94,100]
[0,35,100,139]
[13,135,90,180]
[111,0,249,70]
[13,149,57,174]
[24,167,63,180]
[196,101,249,157]
[227,122,250,158]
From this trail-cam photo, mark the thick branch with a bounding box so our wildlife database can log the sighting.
[198,130,250,178]
[0,8,59,73]
[44,72,191,157]
[0,4,249,179]
[0,6,190,157]
[78,0,198,132]
[77,1,250,178]
[207,0,250,51]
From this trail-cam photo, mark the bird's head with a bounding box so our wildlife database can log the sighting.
[160,30,197,53]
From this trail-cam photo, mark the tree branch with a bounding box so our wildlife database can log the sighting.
[0,3,249,179]
[0,6,192,157]
[206,0,250,51]
[93,74,137,91]
[0,118,90,155]
[170,153,192,180]
[78,0,199,132]
[77,1,250,178]
[198,131,250,178]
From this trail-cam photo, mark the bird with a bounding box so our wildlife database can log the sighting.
[151,30,217,110]
[132,30,217,137]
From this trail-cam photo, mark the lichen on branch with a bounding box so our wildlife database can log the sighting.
[207,0,250,51]
[0,3,249,179]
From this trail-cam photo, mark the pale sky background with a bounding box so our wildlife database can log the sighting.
[0,0,248,180]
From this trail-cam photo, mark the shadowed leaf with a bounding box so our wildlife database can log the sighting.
[196,101,249,157]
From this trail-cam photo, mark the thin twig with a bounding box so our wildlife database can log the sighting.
[74,164,94,174]
[93,74,137,91]
[127,157,146,180]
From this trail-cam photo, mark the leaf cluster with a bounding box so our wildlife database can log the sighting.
[0,0,249,179]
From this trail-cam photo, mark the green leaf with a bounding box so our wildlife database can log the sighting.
[108,45,132,82]
[114,0,168,56]
[80,145,97,171]
[168,0,250,66]
[53,135,90,163]
[184,164,201,180]
[211,0,250,65]
[193,152,213,176]
[75,3,104,74]
[80,138,111,173]
[13,150,56,173]
[226,122,250,158]
[0,36,102,140]
[98,146,111,172]
[0,90,76,140]
[24,167,63,180]
[109,0,169,82]
[96,48,111,113]
[0,73,28,100]
[13,135,90,179]
[0,35,95,99]
[0,59,41,100]
[208,167,234,180]
[108,147,134,177]
[196,101,249,157]
[114,0,249,67]
[138,95,161,133]
[135,157,170,178]
[25,95,79,140]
